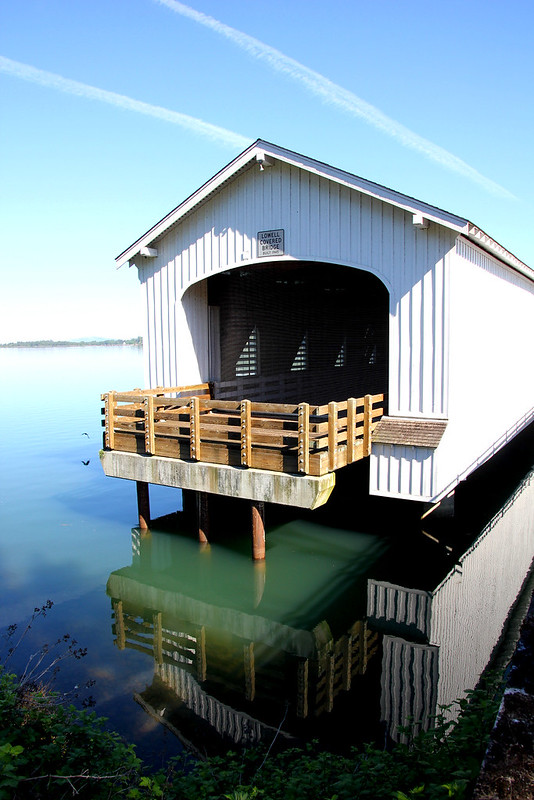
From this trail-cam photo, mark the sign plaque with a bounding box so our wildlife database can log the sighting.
[257,229,285,258]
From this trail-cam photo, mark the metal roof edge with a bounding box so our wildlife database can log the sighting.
[463,225,534,282]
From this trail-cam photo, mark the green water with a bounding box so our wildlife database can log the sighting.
[1,346,533,763]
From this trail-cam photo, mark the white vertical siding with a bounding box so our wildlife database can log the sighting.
[429,240,534,499]
[389,228,453,418]
[139,159,455,415]
[138,264,151,388]
[157,663,266,744]
[371,236,534,503]
[369,444,436,501]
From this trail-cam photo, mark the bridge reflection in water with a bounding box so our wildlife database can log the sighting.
[107,521,385,754]
[106,457,534,755]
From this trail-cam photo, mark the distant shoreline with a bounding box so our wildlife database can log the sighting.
[0,337,142,348]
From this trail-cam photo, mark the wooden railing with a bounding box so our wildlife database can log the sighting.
[101,384,384,477]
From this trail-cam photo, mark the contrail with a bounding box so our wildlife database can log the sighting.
[0,55,250,150]
[155,0,515,200]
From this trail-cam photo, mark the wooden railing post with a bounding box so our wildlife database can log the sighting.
[190,396,200,460]
[103,391,116,450]
[328,401,338,471]
[144,394,155,454]
[321,651,335,714]
[363,394,372,456]
[297,402,310,474]
[240,399,251,467]
[347,397,356,463]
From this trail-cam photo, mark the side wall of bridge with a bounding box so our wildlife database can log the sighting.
[370,239,534,502]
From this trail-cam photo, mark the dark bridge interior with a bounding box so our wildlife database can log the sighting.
[208,261,388,406]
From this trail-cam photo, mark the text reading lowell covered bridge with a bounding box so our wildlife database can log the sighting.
[101,140,534,558]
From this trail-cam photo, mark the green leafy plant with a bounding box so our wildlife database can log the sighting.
[158,675,502,800]
[0,666,143,799]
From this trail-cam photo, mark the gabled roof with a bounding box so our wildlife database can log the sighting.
[116,139,532,281]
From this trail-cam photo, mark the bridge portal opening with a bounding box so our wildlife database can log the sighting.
[208,262,388,406]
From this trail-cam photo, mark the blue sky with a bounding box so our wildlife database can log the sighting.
[1,0,533,343]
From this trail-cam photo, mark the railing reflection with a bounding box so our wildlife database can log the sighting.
[110,597,378,725]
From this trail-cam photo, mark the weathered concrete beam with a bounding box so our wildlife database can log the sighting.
[100,451,335,509]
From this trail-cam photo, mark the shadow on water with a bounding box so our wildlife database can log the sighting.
[102,423,534,758]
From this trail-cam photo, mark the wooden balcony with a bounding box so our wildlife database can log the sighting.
[101,384,384,478]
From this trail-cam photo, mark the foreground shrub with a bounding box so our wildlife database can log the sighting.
[0,664,501,799]
[0,667,142,799]
[163,675,502,800]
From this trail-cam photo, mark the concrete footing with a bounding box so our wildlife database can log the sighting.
[101,450,336,509]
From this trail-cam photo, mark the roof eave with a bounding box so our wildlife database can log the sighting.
[115,139,263,268]
[116,139,473,269]
[463,225,534,281]
[115,140,531,282]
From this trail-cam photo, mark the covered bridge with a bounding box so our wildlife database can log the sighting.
[101,140,534,552]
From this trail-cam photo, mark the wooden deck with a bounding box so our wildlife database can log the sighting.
[101,384,384,477]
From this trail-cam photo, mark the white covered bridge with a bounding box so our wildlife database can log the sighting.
[101,140,534,555]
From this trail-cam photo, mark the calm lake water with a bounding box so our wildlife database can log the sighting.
[1,345,533,765]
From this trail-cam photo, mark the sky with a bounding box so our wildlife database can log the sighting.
[1,0,533,343]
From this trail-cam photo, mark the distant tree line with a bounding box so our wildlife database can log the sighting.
[0,337,142,348]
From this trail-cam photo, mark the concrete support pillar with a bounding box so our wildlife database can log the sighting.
[136,481,150,530]
[251,500,265,561]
